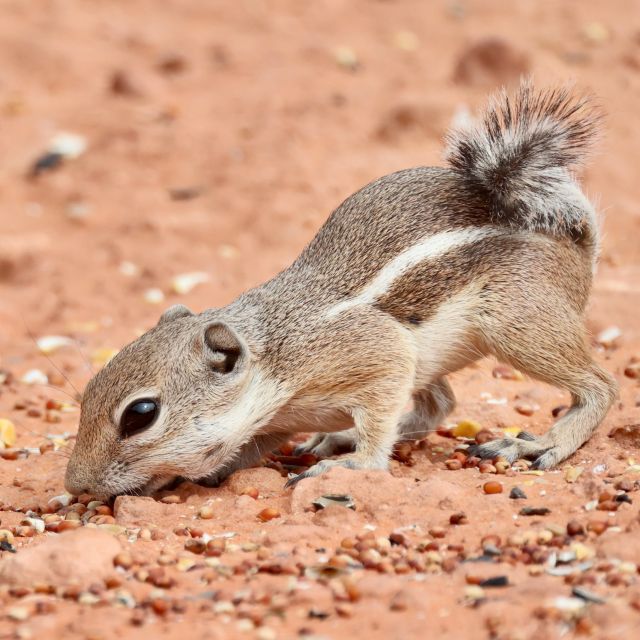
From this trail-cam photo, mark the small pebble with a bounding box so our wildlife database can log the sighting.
[257,508,281,522]
[479,576,509,588]
[492,365,524,381]
[595,326,621,348]
[514,402,538,416]
[7,606,30,621]
[198,505,214,520]
[240,486,259,499]
[143,288,165,305]
[334,46,359,71]
[475,429,499,444]
[519,506,551,516]
[624,361,640,379]
[450,512,468,525]
[567,520,585,536]
[509,486,527,500]
[114,552,134,569]
[483,481,503,495]
[171,272,210,295]
[452,419,483,438]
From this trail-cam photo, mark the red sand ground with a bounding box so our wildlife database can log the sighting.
[1,1,639,638]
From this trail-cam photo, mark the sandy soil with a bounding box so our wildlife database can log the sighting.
[1,1,640,638]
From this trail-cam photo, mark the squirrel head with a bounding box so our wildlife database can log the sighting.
[64,304,260,499]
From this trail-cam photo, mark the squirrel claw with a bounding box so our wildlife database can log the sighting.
[284,472,306,488]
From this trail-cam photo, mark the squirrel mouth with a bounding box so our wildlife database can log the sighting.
[104,475,176,503]
[123,475,177,498]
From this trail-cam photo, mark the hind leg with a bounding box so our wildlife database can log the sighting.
[397,377,456,441]
[469,310,617,468]
[294,429,357,458]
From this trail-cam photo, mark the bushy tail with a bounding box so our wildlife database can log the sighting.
[445,81,601,249]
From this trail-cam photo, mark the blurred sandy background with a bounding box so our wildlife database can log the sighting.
[0,2,639,639]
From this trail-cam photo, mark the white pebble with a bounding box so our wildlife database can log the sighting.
[36,335,74,354]
[48,493,71,508]
[49,132,87,159]
[7,607,29,621]
[143,288,165,304]
[596,326,621,348]
[550,596,585,613]
[23,517,45,533]
[257,628,276,640]
[170,271,210,295]
[119,261,140,277]
[20,369,48,385]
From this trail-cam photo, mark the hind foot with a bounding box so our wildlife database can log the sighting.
[467,431,565,469]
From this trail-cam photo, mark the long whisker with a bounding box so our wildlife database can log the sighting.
[70,335,96,378]
[22,382,81,405]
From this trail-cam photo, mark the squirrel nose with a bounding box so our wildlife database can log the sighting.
[64,477,89,496]
[64,463,91,496]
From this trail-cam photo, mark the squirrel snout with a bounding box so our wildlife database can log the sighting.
[64,459,92,496]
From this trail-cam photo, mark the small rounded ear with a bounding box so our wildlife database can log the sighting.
[158,304,194,326]
[204,322,246,374]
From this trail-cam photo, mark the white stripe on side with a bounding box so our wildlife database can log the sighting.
[326,227,503,317]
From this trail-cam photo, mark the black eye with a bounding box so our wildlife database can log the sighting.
[121,399,159,438]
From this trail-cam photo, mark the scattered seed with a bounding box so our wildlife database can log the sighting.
[495,460,511,474]
[492,365,524,381]
[170,272,210,295]
[464,585,485,602]
[452,419,483,438]
[475,429,499,444]
[20,369,48,385]
[7,606,30,621]
[624,361,640,379]
[0,418,17,447]
[198,505,215,519]
[114,552,134,569]
[483,481,503,495]
[567,520,585,536]
[257,508,281,522]
[450,512,468,525]
[587,520,608,535]
[334,46,359,71]
[184,538,207,554]
[514,402,538,416]
[564,466,584,483]
[596,326,621,348]
[206,538,226,557]
[143,288,165,304]
[57,519,82,531]
[240,486,259,499]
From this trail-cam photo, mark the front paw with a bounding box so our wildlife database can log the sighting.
[285,453,388,487]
